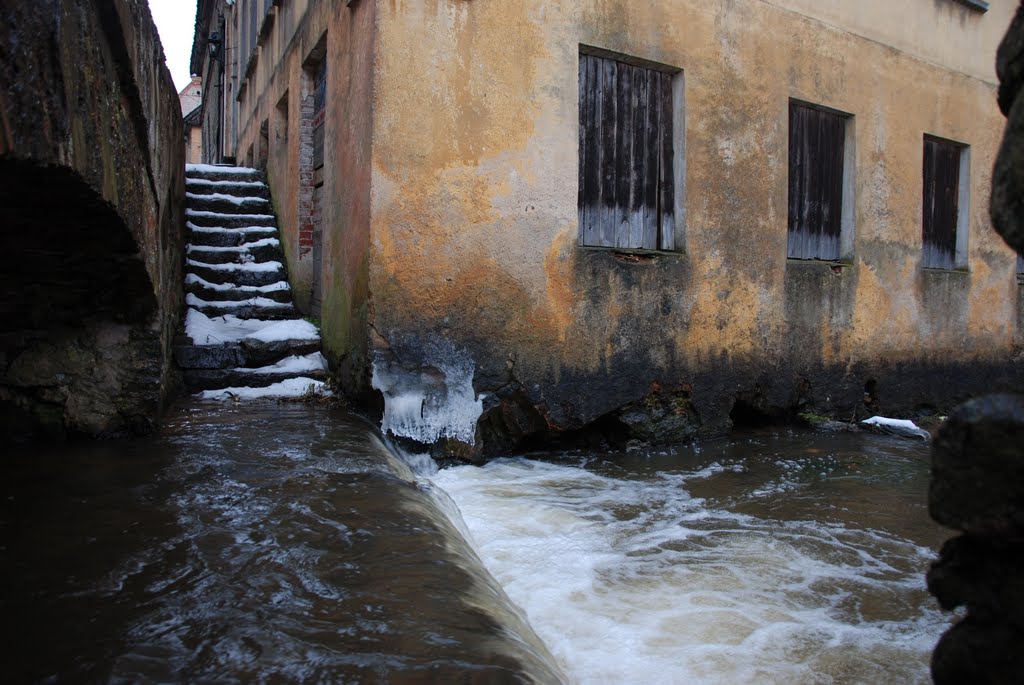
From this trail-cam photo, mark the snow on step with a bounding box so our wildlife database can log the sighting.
[186,163,260,175]
[182,163,327,400]
[186,293,294,311]
[186,309,319,345]
[186,178,266,188]
[185,273,290,293]
[186,191,269,206]
[186,258,283,272]
[199,377,329,400]
[186,238,280,253]
[187,222,277,235]
[186,209,275,221]
[232,352,328,376]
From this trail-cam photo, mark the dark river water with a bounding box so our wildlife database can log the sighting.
[2,404,951,684]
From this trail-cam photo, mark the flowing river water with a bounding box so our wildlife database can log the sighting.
[2,404,951,683]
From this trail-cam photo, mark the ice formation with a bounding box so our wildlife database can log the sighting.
[371,345,483,445]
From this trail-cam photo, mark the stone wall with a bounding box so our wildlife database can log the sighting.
[366,0,1019,453]
[928,4,1024,682]
[0,0,185,438]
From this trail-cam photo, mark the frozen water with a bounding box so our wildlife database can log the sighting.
[371,345,483,445]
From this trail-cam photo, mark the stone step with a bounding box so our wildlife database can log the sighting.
[185,178,269,199]
[185,367,330,392]
[180,164,327,400]
[186,209,276,228]
[185,164,263,183]
[185,275,292,303]
[182,352,329,391]
[186,241,282,265]
[186,259,286,287]
[186,222,279,247]
[186,193,272,215]
[174,338,322,370]
[197,377,328,400]
[186,296,299,321]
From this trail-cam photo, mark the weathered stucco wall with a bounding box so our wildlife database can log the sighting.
[0,0,185,438]
[225,0,375,393]
[367,0,1021,448]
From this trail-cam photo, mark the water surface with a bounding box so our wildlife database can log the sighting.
[2,407,949,684]
[431,430,950,684]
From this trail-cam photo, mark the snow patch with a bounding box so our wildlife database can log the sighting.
[187,221,277,234]
[186,178,266,188]
[185,309,319,345]
[185,273,290,293]
[186,191,269,206]
[862,416,921,431]
[233,352,328,376]
[186,237,280,253]
[186,164,259,175]
[186,258,283,273]
[861,416,931,441]
[186,209,275,221]
[198,377,328,400]
[185,293,293,310]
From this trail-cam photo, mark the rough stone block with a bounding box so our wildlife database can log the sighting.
[173,344,247,370]
[930,394,1024,533]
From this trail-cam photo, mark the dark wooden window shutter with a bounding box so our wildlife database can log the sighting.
[312,59,327,170]
[578,53,675,250]
[922,136,962,270]
[788,102,847,260]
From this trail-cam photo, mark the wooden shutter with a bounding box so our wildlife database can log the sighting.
[312,59,327,170]
[578,54,675,250]
[248,0,258,65]
[922,137,961,270]
[787,102,846,260]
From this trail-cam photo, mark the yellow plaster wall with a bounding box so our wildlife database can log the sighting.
[367,0,1018,419]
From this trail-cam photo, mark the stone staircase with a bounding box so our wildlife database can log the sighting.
[174,164,329,400]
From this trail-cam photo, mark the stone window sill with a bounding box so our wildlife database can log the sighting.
[786,258,851,275]
[952,0,988,12]
[580,246,684,263]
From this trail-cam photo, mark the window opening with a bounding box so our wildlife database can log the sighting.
[788,101,850,261]
[578,51,677,251]
[922,135,967,270]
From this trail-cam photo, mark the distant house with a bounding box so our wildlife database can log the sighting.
[189,0,1022,452]
[178,75,203,164]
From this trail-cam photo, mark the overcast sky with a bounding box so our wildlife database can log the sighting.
[148,0,199,93]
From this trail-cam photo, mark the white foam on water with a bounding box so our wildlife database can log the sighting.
[430,458,948,685]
